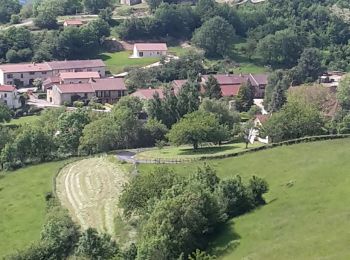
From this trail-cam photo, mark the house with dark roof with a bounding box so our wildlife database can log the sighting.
[0,85,21,108]
[201,73,268,98]
[48,78,127,105]
[132,43,168,58]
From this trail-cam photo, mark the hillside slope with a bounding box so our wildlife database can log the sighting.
[140,138,350,259]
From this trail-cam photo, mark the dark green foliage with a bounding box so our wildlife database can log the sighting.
[199,98,240,129]
[119,167,179,217]
[167,111,230,149]
[336,75,350,111]
[192,16,235,58]
[76,228,118,259]
[291,48,325,85]
[203,75,222,99]
[264,70,290,112]
[0,0,21,24]
[56,109,90,155]
[235,80,254,112]
[263,100,324,142]
[119,165,268,259]
[82,0,112,14]
[0,103,12,123]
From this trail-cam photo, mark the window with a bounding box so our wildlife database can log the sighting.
[42,72,47,75]
[7,81,12,85]
[104,91,110,97]
[157,52,160,55]
[84,93,88,98]
[30,72,35,75]
[139,52,143,57]
[21,74,23,78]
[3,100,7,105]
[7,74,13,79]
[4,93,7,98]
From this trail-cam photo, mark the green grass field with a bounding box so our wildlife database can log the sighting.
[0,161,69,257]
[5,115,40,127]
[136,142,262,160]
[138,138,350,259]
[99,51,160,74]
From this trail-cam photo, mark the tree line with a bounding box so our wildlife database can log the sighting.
[0,18,110,63]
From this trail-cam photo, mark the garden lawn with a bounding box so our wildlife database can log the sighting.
[138,138,350,259]
[0,161,69,257]
[5,115,40,126]
[99,51,159,74]
[135,142,262,160]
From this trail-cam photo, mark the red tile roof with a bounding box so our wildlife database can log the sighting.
[220,85,241,97]
[249,74,268,86]
[255,114,269,124]
[203,74,249,85]
[0,85,16,92]
[56,84,94,94]
[64,19,83,25]
[172,80,187,94]
[134,43,168,51]
[59,71,100,80]
[131,88,164,100]
[91,78,126,91]
[0,62,51,73]
[47,59,105,70]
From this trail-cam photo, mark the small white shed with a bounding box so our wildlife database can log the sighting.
[132,43,168,58]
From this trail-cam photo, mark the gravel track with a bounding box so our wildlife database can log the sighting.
[56,157,128,235]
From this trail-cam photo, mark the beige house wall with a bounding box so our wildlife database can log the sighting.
[1,70,53,86]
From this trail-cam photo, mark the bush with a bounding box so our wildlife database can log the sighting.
[10,14,21,24]
[73,101,84,108]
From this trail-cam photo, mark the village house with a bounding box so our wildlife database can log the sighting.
[0,60,106,88]
[63,19,83,27]
[48,78,127,105]
[132,43,168,58]
[201,73,268,98]
[0,85,21,109]
[319,71,345,93]
[120,0,142,5]
[131,88,164,100]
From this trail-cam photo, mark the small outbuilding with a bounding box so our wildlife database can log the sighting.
[63,19,83,27]
[132,43,168,58]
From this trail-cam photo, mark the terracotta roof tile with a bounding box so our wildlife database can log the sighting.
[91,78,126,91]
[0,62,51,73]
[59,71,100,80]
[131,88,164,100]
[47,59,105,70]
[56,83,94,94]
[134,43,168,51]
[0,85,16,92]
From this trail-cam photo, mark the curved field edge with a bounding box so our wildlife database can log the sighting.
[0,160,70,257]
[55,156,131,237]
[137,138,350,259]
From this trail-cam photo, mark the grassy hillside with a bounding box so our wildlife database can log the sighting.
[138,138,350,259]
[0,161,69,257]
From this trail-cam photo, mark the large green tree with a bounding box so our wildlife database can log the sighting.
[337,74,350,111]
[56,110,90,154]
[203,75,222,99]
[235,80,254,112]
[192,16,235,58]
[263,99,324,142]
[167,110,229,149]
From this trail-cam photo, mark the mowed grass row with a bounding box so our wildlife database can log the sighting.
[138,138,350,259]
[0,161,69,257]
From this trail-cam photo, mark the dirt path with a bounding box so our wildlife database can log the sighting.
[56,157,128,235]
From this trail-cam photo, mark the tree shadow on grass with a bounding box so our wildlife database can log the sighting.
[177,145,238,156]
[208,221,241,257]
[97,53,112,62]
